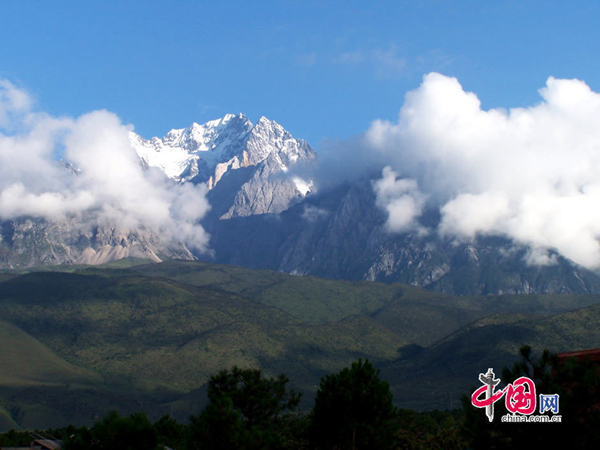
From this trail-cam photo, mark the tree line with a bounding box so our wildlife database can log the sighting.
[1,348,599,449]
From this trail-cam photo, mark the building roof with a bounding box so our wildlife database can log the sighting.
[557,348,600,364]
[31,439,61,450]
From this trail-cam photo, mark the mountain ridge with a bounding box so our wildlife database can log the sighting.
[201,179,600,295]
[129,113,315,190]
[2,113,600,295]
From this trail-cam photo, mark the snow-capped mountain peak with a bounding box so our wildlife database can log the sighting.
[129,114,315,189]
[160,113,251,152]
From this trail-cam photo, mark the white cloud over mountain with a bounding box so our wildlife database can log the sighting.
[4,72,600,270]
[368,73,600,269]
[0,81,210,252]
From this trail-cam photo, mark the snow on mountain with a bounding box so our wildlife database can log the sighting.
[129,113,315,192]
[0,114,318,269]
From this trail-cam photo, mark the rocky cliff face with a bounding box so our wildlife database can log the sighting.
[0,114,315,269]
[202,180,600,295]
[0,218,194,269]
[130,114,316,218]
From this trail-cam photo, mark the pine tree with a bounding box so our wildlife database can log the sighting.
[188,366,301,450]
[311,359,397,450]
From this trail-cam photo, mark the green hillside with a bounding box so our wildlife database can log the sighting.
[0,316,174,429]
[134,260,406,324]
[0,270,404,395]
[381,303,600,410]
[134,260,600,345]
[0,406,18,431]
[1,260,600,427]
[0,319,100,388]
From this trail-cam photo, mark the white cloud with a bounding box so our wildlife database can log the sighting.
[365,72,600,269]
[372,166,426,234]
[0,80,211,253]
[0,184,95,221]
[0,80,33,128]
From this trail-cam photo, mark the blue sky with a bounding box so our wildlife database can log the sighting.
[2,0,599,146]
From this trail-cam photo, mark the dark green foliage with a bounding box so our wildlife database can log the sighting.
[394,409,466,450]
[207,367,301,426]
[0,428,31,446]
[276,412,312,450]
[153,414,187,450]
[188,396,245,450]
[0,407,466,450]
[188,367,301,450]
[9,347,600,449]
[311,359,397,450]
[63,410,158,450]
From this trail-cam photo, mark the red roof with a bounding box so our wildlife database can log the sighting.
[557,348,600,364]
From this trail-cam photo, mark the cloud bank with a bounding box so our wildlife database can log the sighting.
[0,81,210,252]
[5,73,600,269]
[365,72,600,269]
